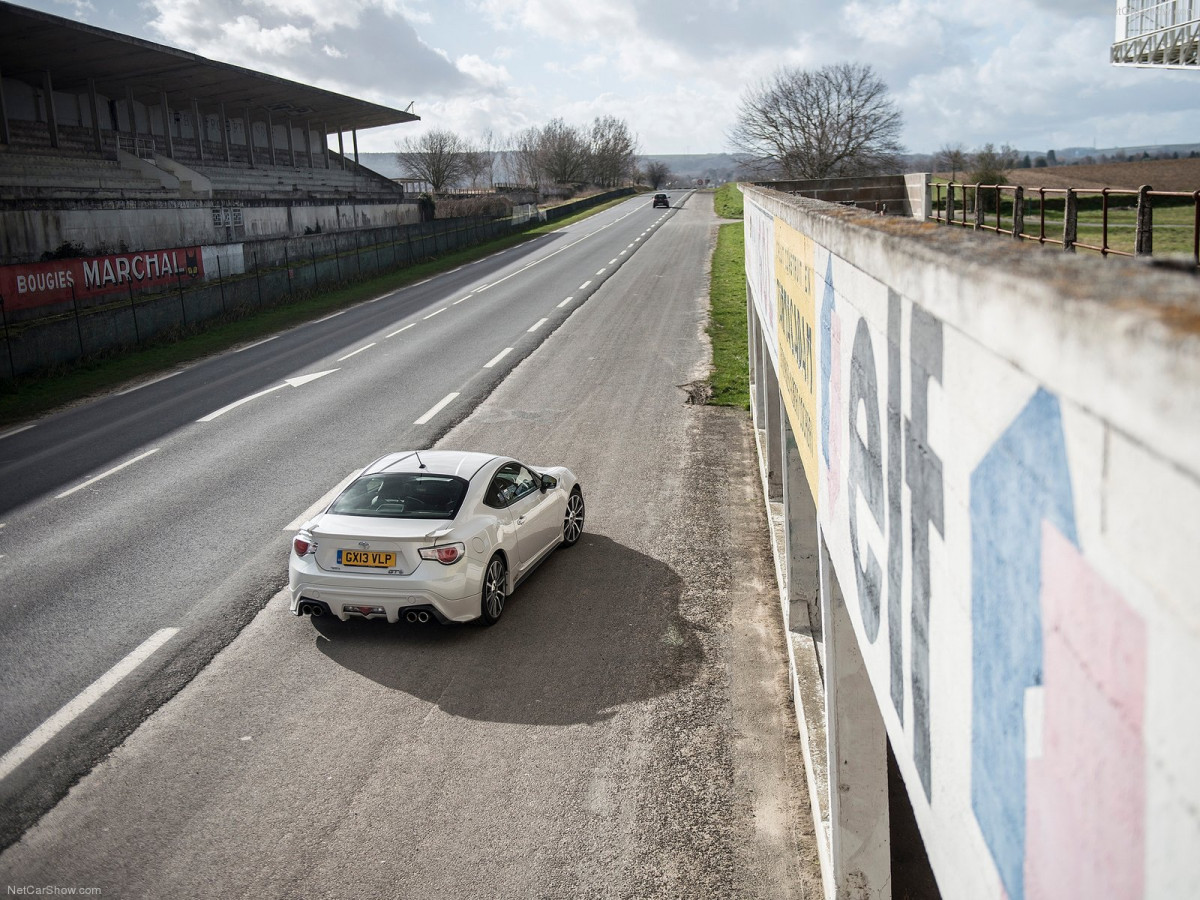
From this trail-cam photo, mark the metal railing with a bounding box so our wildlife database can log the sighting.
[931,182,1200,266]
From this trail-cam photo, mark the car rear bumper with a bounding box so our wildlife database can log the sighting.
[288,560,483,623]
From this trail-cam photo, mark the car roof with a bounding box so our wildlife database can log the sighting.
[362,450,499,480]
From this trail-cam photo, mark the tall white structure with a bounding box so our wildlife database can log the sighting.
[1112,0,1200,67]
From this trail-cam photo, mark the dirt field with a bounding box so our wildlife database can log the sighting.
[938,157,1200,193]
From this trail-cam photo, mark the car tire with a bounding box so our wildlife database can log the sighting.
[480,553,507,625]
[562,488,585,547]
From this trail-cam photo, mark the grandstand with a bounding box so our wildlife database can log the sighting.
[1112,0,1200,68]
[0,0,420,262]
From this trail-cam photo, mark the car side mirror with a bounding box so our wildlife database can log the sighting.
[540,475,557,490]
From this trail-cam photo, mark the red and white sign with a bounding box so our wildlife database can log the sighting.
[0,247,205,312]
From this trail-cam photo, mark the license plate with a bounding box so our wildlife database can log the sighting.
[338,550,396,568]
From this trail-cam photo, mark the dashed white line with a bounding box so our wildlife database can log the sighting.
[114,370,186,396]
[627,243,636,249]
[386,324,415,338]
[414,392,459,425]
[475,283,493,292]
[423,307,447,320]
[0,423,38,442]
[314,310,347,324]
[337,342,376,362]
[0,628,179,782]
[557,296,574,308]
[56,448,161,499]
[528,318,548,332]
[452,294,474,305]
[609,258,619,265]
[596,268,606,275]
[233,336,279,354]
[578,280,592,290]
[484,348,513,368]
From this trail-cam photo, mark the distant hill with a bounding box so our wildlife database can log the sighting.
[639,154,743,185]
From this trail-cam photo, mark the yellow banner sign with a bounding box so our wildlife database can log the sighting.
[774,218,818,505]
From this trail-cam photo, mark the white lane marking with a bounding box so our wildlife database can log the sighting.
[198,370,337,422]
[424,307,446,320]
[627,243,636,249]
[56,448,160,499]
[527,318,548,332]
[285,469,363,531]
[414,392,459,425]
[619,251,627,256]
[452,294,474,305]
[233,336,279,354]
[0,628,179,782]
[386,324,415,338]
[114,369,185,396]
[609,258,618,265]
[484,348,513,369]
[556,296,574,308]
[314,310,347,324]
[0,423,37,442]
[475,283,493,292]
[578,280,592,290]
[337,342,376,362]
[595,268,606,275]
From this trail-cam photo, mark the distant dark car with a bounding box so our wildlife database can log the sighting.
[652,193,669,208]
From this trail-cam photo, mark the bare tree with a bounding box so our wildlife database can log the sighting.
[968,143,1018,185]
[936,143,969,181]
[589,116,639,187]
[538,118,591,185]
[509,126,543,189]
[728,62,903,179]
[643,160,672,189]
[463,128,500,189]
[395,128,472,193]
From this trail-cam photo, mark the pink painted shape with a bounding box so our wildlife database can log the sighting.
[1025,523,1146,900]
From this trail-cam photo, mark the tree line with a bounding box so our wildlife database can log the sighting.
[396,116,644,194]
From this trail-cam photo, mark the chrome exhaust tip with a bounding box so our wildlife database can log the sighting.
[416,611,430,623]
[405,610,419,623]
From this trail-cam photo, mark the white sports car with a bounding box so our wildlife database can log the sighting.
[289,450,584,626]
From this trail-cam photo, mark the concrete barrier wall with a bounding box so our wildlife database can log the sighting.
[0,199,421,263]
[742,184,1200,899]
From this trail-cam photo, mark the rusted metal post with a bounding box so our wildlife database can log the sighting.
[946,184,955,225]
[1012,186,1024,239]
[973,184,983,230]
[1135,185,1153,257]
[1063,189,1077,253]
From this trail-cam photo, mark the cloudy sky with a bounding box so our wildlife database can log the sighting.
[18,0,1200,156]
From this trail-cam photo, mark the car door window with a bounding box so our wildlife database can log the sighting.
[484,463,540,508]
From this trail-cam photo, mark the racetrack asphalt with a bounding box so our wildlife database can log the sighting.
[0,193,822,899]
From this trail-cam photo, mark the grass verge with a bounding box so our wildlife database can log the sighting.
[0,194,635,429]
[708,203,749,409]
[714,182,745,219]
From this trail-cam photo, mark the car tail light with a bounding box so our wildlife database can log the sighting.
[419,542,464,565]
[293,534,314,556]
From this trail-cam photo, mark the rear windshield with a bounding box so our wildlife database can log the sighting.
[328,473,468,519]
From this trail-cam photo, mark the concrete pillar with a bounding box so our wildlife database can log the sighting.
[87,79,102,153]
[352,128,359,166]
[746,287,757,390]
[244,106,254,167]
[219,102,230,163]
[783,420,821,644]
[762,357,784,500]
[823,535,891,898]
[125,85,137,145]
[266,110,276,166]
[0,68,13,145]
[337,129,345,170]
[304,119,314,168]
[192,99,204,161]
[285,117,295,167]
[161,91,174,158]
[321,121,329,168]
[42,70,59,148]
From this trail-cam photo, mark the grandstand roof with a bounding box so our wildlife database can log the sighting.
[0,1,419,130]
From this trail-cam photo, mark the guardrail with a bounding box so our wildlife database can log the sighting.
[931,182,1200,266]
